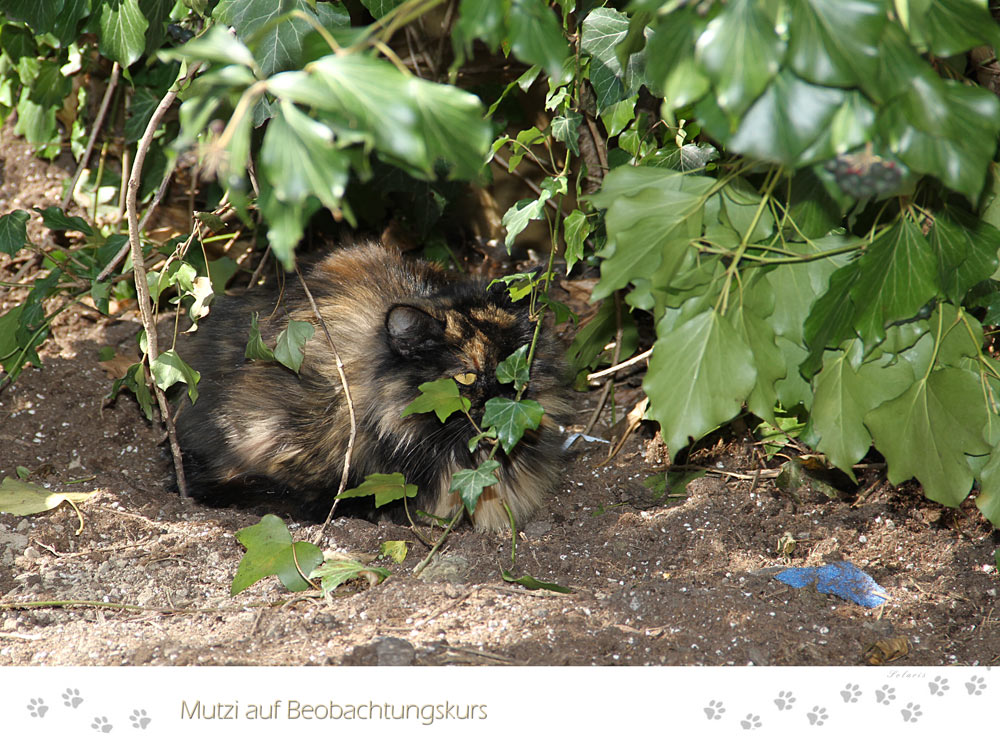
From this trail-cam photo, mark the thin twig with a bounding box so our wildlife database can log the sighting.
[582,292,624,437]
[62,62,120,210]
[125,65,201,499]
[97,64,202,283]
[296,268,358,540]
[587,348,652,382]
[413,509,463,578]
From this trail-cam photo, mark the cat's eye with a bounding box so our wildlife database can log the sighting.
[453,372,477,386]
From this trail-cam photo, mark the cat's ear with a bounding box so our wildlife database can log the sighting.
[385,304,444,357]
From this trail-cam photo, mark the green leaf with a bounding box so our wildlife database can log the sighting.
[865,368,990,508]
[467,427,498,452]
[588,167,713,301]
[245,312,277,362]
[231,514,324,595]
[646,8,708,109]
[29,60,72,110]
[909,0,1000,56]
[337,472,417,508]
[109,362,154,420]
[495,343,530,391]
[644,309,757,456]
[274,319,314,374]
[810,346,916,478]
[98,0,149,68]
[502,194,550,250]
[929,206,1000,304]
[0,210,30,256]
[449,459,501,514]
[310,558,390,595]
[214,0,347,77]
[975,449,1000,527]
[481,397,544,453]
[551,111,582,155]
[35,206,94,236]
[500,568,573,593]
[379,540,408,564]
[360,0,404,19]
[260,101,349,212]
[0,477,97,517]
[151,349,201,403]
[881,76,1000,199]
[453,0,508,56]
[581,7,648,112]
[401,378,470,423]
[786,0,885,87]
[267,54,490,180]
[508,0,571,84]
[723,70,846,164]
[848,219,939,345]
[695,0,784,117]
[160,23,257,69]
[563,209,591,274]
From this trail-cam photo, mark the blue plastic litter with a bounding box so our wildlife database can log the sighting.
[774,561,888,608]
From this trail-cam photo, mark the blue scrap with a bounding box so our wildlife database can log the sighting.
[774,561,888,609]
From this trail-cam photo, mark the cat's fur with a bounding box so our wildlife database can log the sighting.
[174,242,569,532]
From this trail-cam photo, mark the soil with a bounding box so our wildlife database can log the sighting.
[1,127,999,668]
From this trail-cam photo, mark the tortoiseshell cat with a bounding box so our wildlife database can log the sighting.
[174,242,569,532]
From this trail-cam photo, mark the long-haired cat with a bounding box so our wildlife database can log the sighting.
[174,241,568,532]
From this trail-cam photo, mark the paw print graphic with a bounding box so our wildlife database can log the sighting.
[928,676,949,696]
[773,690,796,711]
[26,698,48,718]
[703,700,726,720]
[966,675,987,696]
[91,716,113,733]
[840,683,861,703]
[875,684,896,705]
[807,706,828,726]
[62,688,83,708]
[130,709,152,730]
[901,703,923,723]
[740,714,762,730]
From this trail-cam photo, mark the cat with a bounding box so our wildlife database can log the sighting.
[173,241,569,532]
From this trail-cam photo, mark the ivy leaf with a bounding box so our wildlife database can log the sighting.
[467,427,498,452]
[310,558,390,596]
[273,319,314,374]
[865,368,990,508]
[508,0,571,84]
[500,568,573,593]
[929,206,1000,304]
[722,70,846,164]
[563,209,591,274]
[809,347,916,478]
[97,0,149,69]
[160,23,257,69]
[0,477,97,517]
[109,362,154,421]
[482,397,544,453]
[644,309,757,456]
[975,449,1000,528]
[260,100,349,213]
[337,472,417,508]
[35,206,93,236]
[245,312,276,362]
[379,540,408,564]
[401,378,470,423]
[787,0,885,87]
[849,219,939,345]
[231,514,324,595]
[0,210,30,256]
[449,460,501,514]
[150,349,201,403]
[588,167,713,301]
[881,76,1000,199]
[581,7,648,111]
[695,0,784,117]
[495,344,530,391]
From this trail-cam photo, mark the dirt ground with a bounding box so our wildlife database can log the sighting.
[1,128,998,668]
